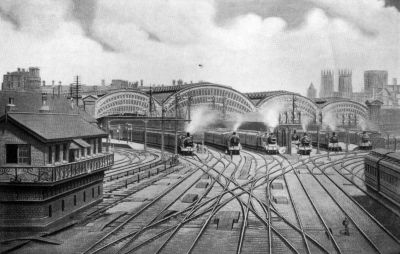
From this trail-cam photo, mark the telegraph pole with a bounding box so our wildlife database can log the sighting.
[161,104,165,160]
[74,76,80,106]
[175,94,179,155]
[292,94,297,123]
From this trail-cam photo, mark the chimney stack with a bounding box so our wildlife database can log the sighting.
[52,80,55,86]
[39,93,50,113]
[6,97,16,113]
[42,80,46,86]
[140,80,143,86]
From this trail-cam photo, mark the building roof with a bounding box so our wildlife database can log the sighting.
[0,90,97,123]
[387,152,400,162]
[244,90,293,105]
[2,112,107,142]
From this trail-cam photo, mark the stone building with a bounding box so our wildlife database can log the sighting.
[338,69,353,98]
[364,70,388,97]
[110,79,138,90]
[2,67,41,91]
[307,83,316,98]
[319,70,334,98]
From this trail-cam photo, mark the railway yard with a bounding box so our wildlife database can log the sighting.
[2,142,400,254]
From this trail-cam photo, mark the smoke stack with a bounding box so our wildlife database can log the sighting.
[52,80,55,86]
[42,80,46,86]
[6,97,16,113]
[393,78,397,86]
[140,80,143,86]
[101,79,105,86]
[39,93,50,112]
[17,68,20,72]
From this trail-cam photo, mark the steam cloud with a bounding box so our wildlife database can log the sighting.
[185,106,220,133]
[0,0,399,93]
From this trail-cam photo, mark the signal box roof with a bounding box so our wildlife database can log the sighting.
[1,112,107,142]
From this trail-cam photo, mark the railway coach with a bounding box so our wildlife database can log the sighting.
[364,149,400,206]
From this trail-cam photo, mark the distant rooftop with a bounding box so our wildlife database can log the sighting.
[0,90,97,123]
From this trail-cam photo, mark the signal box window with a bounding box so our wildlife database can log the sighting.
[6,144,31,164]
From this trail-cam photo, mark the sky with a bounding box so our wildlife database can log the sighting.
[0,0,399,95]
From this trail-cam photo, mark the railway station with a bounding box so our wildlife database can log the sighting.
[1,83,399,254]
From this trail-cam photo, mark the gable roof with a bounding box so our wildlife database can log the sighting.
[0,91,97,123]
[2,112,107,142]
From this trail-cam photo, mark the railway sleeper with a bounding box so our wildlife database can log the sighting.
[213,211,240,230]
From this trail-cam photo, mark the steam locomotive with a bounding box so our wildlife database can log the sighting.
[227,132,241,155]
[262,132,279,155]
[358,131,372,150]
[204,130,241,155]
[297,133,312,155]
[291,130,300,147]
[178,132,196,155]
[328,132,342,151]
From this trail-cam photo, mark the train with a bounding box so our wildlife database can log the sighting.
[358,131,373,150]
[364,149,400,206]
[306,130,379,152]
[110,127,197,156]
[296,132,312,155]
[204,130,241,155]
[262,132,279,155]
[178,132,196,155]
[205,130,282,155]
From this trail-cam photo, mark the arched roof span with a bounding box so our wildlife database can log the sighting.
[94,90,161,119]
[162,83,255,117]
[256,91,319,120]
[321,99,368,119]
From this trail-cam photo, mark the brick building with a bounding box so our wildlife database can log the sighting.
[2,67,41,91]
[0,97,113,231]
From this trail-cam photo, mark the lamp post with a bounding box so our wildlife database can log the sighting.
[316,125,320,154]
[144,120,148,152]
[107,120,111,152]
[187,95,192,121]
[174,94,180,155]
[345,127,349,153]
[287,127,292,154]
[117,124,121,140]
[327,130,331,161]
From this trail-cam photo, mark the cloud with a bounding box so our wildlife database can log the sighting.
[0,0,399,95]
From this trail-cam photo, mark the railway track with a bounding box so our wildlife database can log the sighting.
[276,152,400,253]
[82,152,225,254]
[18,145,393,254]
